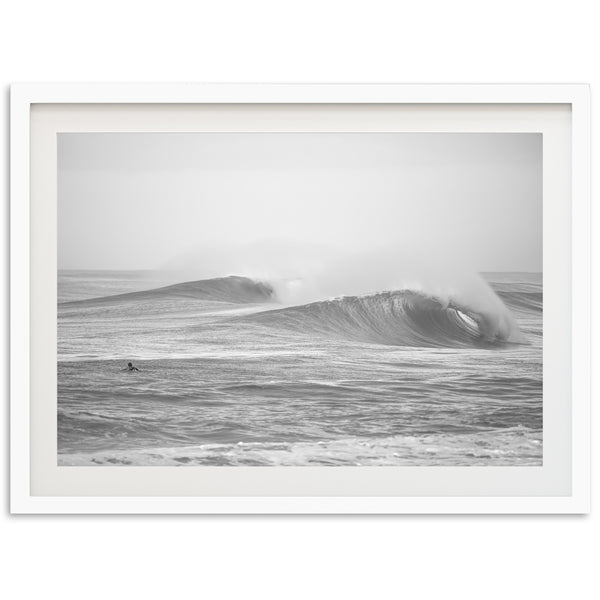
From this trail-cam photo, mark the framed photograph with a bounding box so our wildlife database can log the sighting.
[10,84,590,513]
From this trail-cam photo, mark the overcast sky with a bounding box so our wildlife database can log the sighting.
[58,132,542,274]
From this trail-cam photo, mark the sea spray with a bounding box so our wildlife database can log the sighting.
[269,250,526,344]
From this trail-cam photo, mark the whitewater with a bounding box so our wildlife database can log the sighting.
[57,270,542,466]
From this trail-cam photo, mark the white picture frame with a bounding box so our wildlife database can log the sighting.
[10,83,591,514]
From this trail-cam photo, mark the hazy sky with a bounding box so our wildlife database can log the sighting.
[58,132,542,273]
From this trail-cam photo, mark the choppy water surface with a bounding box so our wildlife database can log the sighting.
[58,270,542,466]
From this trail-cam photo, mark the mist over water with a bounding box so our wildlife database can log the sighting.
[269,249,525,344]
[157,241,527,345]
[59,133,542,273]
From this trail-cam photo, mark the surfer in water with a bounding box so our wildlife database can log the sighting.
[124,362,140,372]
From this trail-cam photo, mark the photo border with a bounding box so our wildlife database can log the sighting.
[10,84,591,514]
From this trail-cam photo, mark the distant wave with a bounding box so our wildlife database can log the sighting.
[496,290,543,313]
[59,276,275,307]
[239,289,528,348]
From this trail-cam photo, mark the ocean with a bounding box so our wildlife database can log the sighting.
[57,270,542,466]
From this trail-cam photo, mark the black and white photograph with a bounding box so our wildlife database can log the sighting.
[57,132,542,467]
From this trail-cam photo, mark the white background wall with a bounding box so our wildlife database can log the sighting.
[1,2,597,598]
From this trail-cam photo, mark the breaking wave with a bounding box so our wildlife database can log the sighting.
[59,276,275,306]
[241,289,529,348]
[59,271,536,349]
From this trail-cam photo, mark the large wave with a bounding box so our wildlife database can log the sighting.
[59,270,534,349]
[240,288,528,348]
[60,276,275,307]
